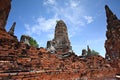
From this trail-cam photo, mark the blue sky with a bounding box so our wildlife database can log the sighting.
[6,0,120,57]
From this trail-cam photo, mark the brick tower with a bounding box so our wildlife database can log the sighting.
[105,5,120,60]
[47,20,72,53]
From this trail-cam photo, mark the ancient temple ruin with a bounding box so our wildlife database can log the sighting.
[0,0,11,30]
[0,0,120,79]
[47,20,72,53]
[8,22,16,35]
[105,5,120,60]
[20,35,31,46]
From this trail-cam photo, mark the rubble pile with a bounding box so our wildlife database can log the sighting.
[0,27,116,79]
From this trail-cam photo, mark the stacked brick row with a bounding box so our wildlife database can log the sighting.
[0,30,116,79]
[0,32,117,79]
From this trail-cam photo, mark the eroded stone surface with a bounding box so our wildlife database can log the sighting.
[0,25,117,79]
[105,5,120,60]
[105,5,120,74]
[0,27,117,79]
[20,35,31,46]
[0,0,11,30]
[8,22,16,36]
[47,20,72,53]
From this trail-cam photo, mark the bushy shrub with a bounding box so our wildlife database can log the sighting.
[29,37,39,48]
[86,49,100,57]
[90,50,99,56]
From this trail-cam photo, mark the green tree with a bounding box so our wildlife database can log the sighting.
[29,37,39,48]
[90,50,99,56]
[87,49,99,56]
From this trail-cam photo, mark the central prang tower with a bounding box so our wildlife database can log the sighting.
[47,20,72,53]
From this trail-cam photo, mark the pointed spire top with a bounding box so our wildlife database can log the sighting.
[56,20,66,25]
[87,45,91,52]
[8,22,16,35]
[105,5,117,23]
[105,5,114,18]
[87,45,91,57]
[105,5,112,13]
[87,45,91,53]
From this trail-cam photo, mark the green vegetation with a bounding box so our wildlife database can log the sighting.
[90,50,99,56]
[29,37,39,48]
[87,50,100,56]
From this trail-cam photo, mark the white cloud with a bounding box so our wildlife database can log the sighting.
[24,24,31,35]
[25,16,59,36]
[69,0,80,8]
[84,16,93,24]
[36,17,57,32]
[24,0,94,39]
[47,33,54,39]
[43,0,56,5]
[43,0,85,26]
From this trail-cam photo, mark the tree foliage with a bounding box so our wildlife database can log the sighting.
[29,37,39,48]
[87,50,99,56]
[90,50,99,56]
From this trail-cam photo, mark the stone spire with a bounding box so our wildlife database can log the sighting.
[54,20,69,40]
[8,22,16,35]
[46,20,72,53]
[0,0,11,30]
[54,20,70,49]
[87,45,91,57]
[105,5,118,23]
[105,5,120,60]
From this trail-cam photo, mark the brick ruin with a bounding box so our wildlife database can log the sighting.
[0,0,119,80]
[46,20,72,54]
[20,35,32,46]
[0,0,11,30]
[8,22,16,36]
[105,5,120,60]
[105,5,120,71]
